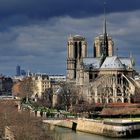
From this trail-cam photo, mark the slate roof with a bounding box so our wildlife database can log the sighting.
[119,57,132,69]
[83,57,101,69]
[101,56,125,69]
[82,56,133,70]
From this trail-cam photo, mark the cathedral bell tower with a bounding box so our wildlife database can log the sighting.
[66,35,87,82]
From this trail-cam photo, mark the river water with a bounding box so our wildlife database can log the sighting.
[45,124,140,140]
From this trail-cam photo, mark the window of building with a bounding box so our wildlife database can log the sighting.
[74,42,78,58]
[117,98,122,103]
[79,42,82,58]
[95,74,98,78]
[108,98,113,103]
[124,98,128,103]
[89,73,93,80]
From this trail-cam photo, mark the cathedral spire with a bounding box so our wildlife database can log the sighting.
[102,1,108,57]
[103,1,107,35]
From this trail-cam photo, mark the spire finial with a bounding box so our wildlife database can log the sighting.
[103,1,107,35]
[129,52,135,67]
[102,1,108,57]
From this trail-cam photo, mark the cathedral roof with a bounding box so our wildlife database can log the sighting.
[119,57,133,69]
[101,56,125,69]
[83,57,101,69]
[82,56,133,71]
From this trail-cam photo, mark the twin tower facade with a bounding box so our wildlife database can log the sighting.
[66,34,114,82]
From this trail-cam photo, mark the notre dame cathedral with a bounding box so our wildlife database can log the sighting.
[66,17,140,104]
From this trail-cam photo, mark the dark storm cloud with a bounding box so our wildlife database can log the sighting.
[0,0,140,21]
[0,0,140,75]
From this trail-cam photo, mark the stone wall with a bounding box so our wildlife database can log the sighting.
[44,118,140,137]
[43,119,73,129]
[76,118,104,135]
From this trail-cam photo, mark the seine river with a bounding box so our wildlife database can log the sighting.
[45,124,140,140]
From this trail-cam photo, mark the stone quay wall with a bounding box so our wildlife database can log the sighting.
[43,118,140,137]
[44,119,118,136]
[76,118,123,137]
[43,119,74,129]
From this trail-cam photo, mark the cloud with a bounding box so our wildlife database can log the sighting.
[0,0,140,25]
[0,8,140,75]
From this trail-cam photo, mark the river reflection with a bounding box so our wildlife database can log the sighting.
[44,124,140,140]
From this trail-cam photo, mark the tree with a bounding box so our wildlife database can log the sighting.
[32,88,53,109]
[12,77,37,103]
[55,82,80,111]
[58,83,97,114]
[43,88,53,107]
[0,100,52,140]
[12,82,21,97]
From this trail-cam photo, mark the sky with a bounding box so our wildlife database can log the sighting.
[0,0,140,76]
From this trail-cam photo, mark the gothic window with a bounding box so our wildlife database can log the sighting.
[108,98,113,103]
[102,98,106,104]
[130,96,134,103]
[109,88,113,96]
[94,45,96,57]
[95,74,98,78]
[74,42,78,58]
[70,42,73,45]
[124,98,128,103]
[92,98,95,103]
[117,98,122,103]
[74,71,76,79]
[97,98,100,103]
[79,42,82,58]
[91,91,95,96]
[89,73,93,81]
[117,87,122,96]
[117,74,121,84]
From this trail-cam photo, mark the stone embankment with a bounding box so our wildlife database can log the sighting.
[43,118,140,138]
[43,119,75,129]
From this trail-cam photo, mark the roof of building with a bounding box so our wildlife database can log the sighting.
[82,55,133,71]
[83,57,101,69]
[69,35,85,41]
[119,57,132,69]
[101,56,125,69]
[95,34,112,40]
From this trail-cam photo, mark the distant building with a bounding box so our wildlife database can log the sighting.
[16,65,21,76]
[20,69,26,76]
[0,76,13,95]
[49,75,66,83]
[16,65,27,77]
[48,75,66,107]
[31,73,50,98]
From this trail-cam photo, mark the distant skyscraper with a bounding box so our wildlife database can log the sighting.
[20,69,26,76]
[16,65,21,76]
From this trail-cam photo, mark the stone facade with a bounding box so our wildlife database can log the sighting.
[32,73,50,98]
[94,35,114,57]
[66,35,87,82]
